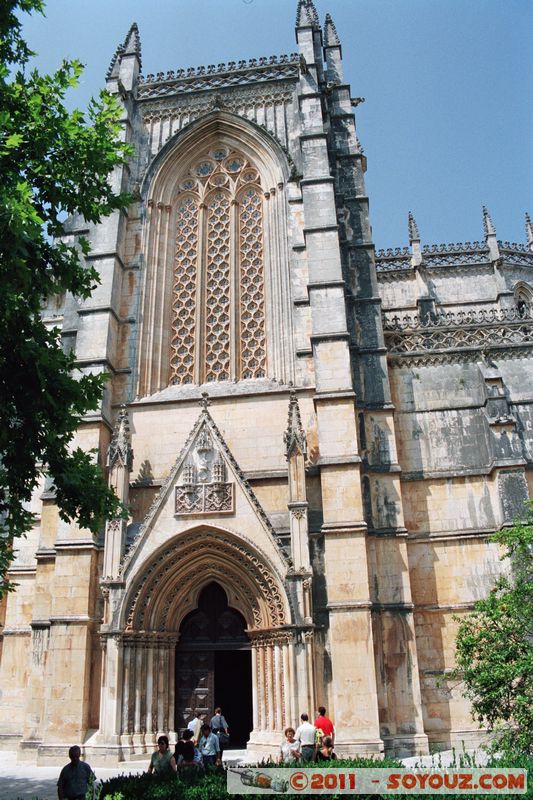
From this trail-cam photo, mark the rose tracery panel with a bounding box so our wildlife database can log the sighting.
[205,192,231,381]
[239,187,266,379]
[169,149,267,385]
[170,195,198,384]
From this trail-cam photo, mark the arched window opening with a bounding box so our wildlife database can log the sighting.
[170,147,266,385]
[516,294,531,318]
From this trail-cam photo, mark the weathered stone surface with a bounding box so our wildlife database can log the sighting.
[0,1,531,766]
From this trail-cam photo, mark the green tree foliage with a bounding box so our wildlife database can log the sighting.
[454,502,533,755]
[0,0,132,592]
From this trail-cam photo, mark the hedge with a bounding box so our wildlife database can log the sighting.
[97,753,533,800]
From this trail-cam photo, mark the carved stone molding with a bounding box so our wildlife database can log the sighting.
[138,54,299,99]
[124,529,288,632]
[248,629,295,647]
[376,241,532,275]
[384,307,533,356]
[141,82,295,120]
[388,345,533,368]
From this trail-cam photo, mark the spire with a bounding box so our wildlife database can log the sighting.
[526,213,533,252]
[408,211,420,243]
[408,212,422,267]
[123,22,141,63]
[306,0,320,27]
[107,406,133,471]
[482,206,496,238]
[296,0,317,28]
[106,43,124,80]
[106,22,142,82]
[483,206,500,261]
[324,13,340,46]
[284,390,307,459]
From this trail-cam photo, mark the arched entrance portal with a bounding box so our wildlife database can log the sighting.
[176,582,253,746]
[99,528,315,760]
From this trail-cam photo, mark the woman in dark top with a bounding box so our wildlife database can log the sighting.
[314,735,337,762]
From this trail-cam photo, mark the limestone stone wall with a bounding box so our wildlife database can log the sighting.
[1,0,531,766]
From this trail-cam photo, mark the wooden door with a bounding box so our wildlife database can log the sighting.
[175,650,214,733]
[175,582,250,736]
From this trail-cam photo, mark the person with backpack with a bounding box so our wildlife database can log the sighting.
[210,707,230,753]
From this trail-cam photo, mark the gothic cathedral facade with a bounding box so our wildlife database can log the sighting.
[1,0,532,764]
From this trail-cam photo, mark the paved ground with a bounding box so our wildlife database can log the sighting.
[0,749,248,800]
[0,752,144,800]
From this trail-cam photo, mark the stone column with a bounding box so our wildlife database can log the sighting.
[132,639,145,752]
[167,640,177,739]
[120,640,133,749]
[156,644,166,737]
[248,632,297,758]
[145,639,155,744]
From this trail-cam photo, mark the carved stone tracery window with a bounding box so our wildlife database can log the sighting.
[170,147,266,384]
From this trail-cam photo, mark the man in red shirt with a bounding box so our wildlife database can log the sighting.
[314,706,335,745]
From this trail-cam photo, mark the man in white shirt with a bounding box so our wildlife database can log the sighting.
[187,712,203,743]
[295,713,316,762]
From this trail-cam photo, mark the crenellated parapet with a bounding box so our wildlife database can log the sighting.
[137,53,300,98]
[383,306,533,363]
[376,240,533,273]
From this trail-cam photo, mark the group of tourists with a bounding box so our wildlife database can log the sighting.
[148,707,230,774]
[55,706,334,797]
[281,707,336,764]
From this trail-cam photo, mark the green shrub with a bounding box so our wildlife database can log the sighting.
[98,754,533,800]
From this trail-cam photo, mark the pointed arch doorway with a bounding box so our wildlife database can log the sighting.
[175,582,253,747]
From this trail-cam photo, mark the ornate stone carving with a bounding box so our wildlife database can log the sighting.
[239,187,266,378]
[290,507,306,519]
[383,307,533,356]
[124,529,288,632]
[107,23,142,80]
[408,211,420,242]
[324,13,340,47]
[249,629,294,647]
[107,405,133,471]
[120,403,290,574]
[376,240,533,274]
[138,53,299,98]
[175,423,234,516]
[170,196,198,384]
[122,402,289,570]
[284,389,307,459]
[169,147,266,385]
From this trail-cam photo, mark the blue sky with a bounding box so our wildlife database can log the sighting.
[22,0,531,249]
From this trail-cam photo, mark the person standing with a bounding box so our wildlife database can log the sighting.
[181,729,204,768]
[198,723,221,767]
[57,745,95,800]
[280,727,301,763]
[187,711,203,743]
[295,713,316,762]
[314,706,335,745]
[210,706,229,753]
[147,735,177,775]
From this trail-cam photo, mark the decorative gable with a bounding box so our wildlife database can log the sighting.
[120,394,291,575]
